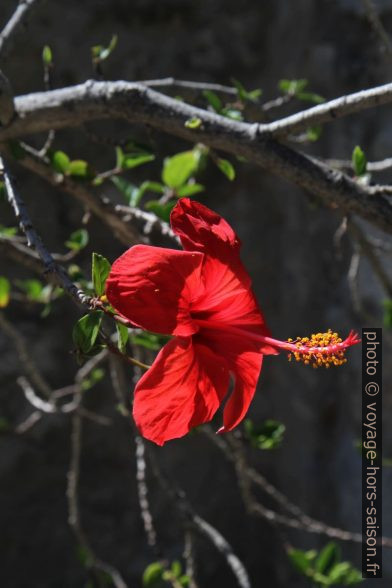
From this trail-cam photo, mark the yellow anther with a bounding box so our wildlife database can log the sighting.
[286,328,349,369]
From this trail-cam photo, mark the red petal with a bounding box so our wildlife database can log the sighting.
[133,337,229,445]
[197,330,267,432]
[106,244,204,336]
[170,198,241,258]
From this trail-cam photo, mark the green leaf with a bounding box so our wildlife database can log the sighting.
[215,158,235,181]
[0,180,6,200]
[202,90,222,112]
[111,176,139,205]
[306,126,323,142]
[92,253,111,297]
[72,311,103,354]
[279,78,308,95]
[122,153,155,169]
[185,117,202,129]
[328,561,351,582]
[352,145,367,177]
[171,561,182,577]
[15,279,45,302]
[42,45,53,66]
[297,91,325,104]
[116,322,129,353]
[91,34,118,61]
[68,160,92,179]
[130,332,169,351]
[51,151,70,174]
[145,200,176,222]
[221,107,243,121]
[0,277,10,308]
[65,228,89,251]
[142,562,164,587]
[244,419,286,450]
[81,367,105,391]
[342,566,363,585]
[0,224,18,236]
[315,542,340,575]
[231,78,262,103]
[176,183,204,197]
[288,549,315,576]
[162,150,200,188]
[383,299,392,329]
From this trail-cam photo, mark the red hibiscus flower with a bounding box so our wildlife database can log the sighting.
[106,198,359,446]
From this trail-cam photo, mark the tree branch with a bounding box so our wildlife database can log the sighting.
[261,81,392,137]
[1,81,392,234]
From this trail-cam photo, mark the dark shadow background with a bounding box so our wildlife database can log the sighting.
[0,0,391,586]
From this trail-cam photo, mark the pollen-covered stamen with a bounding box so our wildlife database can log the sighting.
[286,329,360,368]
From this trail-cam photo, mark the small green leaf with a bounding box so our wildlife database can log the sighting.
[352,145,367,177]
[202,90,222,112]
[0,181,6,200]
[76,544,93,567]
[122,153,155,169]
[72,311,103,354]
[92,253,111,297]
[130,332,169,351]
[0,277,10,308]
[383,299,392,329]
[115,146,125,169]
[111,176,139,205]
[306,126,323,142]
[288,549,314,576]
[51,151,70,174]
[185,117,202,129]
[279,78,308,95]
[231,78,262,103]
[145,200,176,222]
[221,107,243,121]
[116,322,129,353]
[68,160,92,178]
[297,91,325,104]
[142,562,164,586]
[91,34,118,61]
[15,279,45,301]
[176,183,204,197]
[42,45,53,66]
[315,542,340,575]
[216,158,235,181]
[162,150,200,189]
[0,224,18,236]
[244,419,286,450]
[65,228,89,251]
[171,561,182,578]
[81,367,105,391]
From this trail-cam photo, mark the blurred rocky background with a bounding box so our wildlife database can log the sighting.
[0,0,391,586]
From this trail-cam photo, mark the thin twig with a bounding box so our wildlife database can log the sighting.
[0,155,92,307]
[148,450,252,588]
[203,428,392,548]
[0,310,52,397]
[66,376,128,588]
[135,435,160,554]
[361,0,392,56]
[348,220,392,297]
[0,0,44,58]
